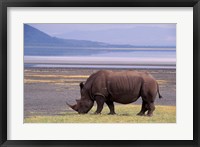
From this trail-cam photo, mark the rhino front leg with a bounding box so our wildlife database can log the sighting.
[94,96,105,114]
[106,100,116,115]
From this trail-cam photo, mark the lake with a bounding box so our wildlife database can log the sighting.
[24,47,176,69]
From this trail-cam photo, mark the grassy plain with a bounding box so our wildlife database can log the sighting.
[25,105,176,123]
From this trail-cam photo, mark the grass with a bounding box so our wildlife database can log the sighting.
[24,105,176,123]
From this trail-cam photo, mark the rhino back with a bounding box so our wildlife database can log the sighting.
[106,71,144,103]
[84,70,155,103]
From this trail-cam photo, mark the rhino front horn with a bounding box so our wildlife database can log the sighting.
[66,101,78,111]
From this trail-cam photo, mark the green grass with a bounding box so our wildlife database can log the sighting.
[24,105,176,123]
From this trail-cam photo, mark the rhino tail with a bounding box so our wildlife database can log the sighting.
[157,82,163,99]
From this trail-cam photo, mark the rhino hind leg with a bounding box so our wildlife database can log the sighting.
[94,95,105,114]
[146,102,155,117]
[137,100,148,116]
[106,100,116,115]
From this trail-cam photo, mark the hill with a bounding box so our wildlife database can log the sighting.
[24,24,135,48]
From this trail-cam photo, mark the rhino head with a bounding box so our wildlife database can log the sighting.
[66,82,94,114]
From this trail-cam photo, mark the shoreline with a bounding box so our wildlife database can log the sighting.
[24,56,176,65]
[24,64,176,70]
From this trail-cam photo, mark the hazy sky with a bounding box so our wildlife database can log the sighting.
[29,24,176,46]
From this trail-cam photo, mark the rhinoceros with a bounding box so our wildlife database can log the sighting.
[66,70,162,116]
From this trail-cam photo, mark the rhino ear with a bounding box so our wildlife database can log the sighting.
[79,82,84,90]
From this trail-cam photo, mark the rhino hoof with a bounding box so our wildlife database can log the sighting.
[147,114,153,117]
[137,112,145,116]
[108,112,116,115]
[94,112,101,115]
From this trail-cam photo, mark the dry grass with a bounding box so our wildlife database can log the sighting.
[25,74,89,79]
[24,74,167,85]
[156,80,168,84]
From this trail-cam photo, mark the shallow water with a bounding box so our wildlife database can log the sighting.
[24,47,176,69]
